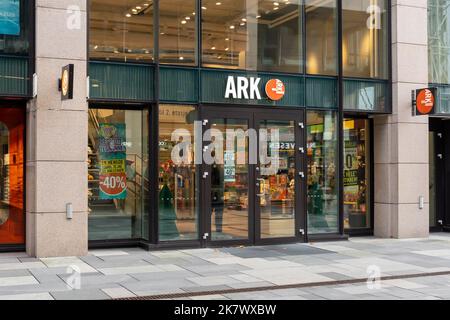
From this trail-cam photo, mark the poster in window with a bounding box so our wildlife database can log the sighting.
[98,124,127,200]
[0,0,20,36]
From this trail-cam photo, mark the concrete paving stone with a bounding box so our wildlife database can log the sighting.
[89,250,130,257]
[17,257,41,263]
[226,281,274,289]
[381,287,428,299]
[59,273,136,287]
[223,291,280,300]
[0,269,31,278]
[268,288,305,297]
[50,289,111,300]
[130,270,200,281]
[0,252,29,259]
[0,282,70,295]
[0,276,38,287]
[236,258,303,270]
[0,262,47,271]
[241,267,333,286]
[98,265,162,275]
[190,294,230,300]
[33,274,67,284]
[383,279,428,290]
[229,274,264,283]
[318,272,355,281]
[181,285,232,293]
[40,257,98,273]
[184,264,251,276]
[0,292,54,300]
[0,258,22,264]
[186,275,242,287]
[133,288,186,297]
[102,287,136,299]
[122,279,196,294]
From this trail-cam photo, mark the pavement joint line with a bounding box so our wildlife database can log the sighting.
[115,270,450,300]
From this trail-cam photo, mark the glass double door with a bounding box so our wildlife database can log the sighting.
[201,107,306,246]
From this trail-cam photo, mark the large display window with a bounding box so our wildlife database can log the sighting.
[342,0,388,79]
[305,0,338,76]
[159,0,197,65]
[158,104,199,241]
[343,118,371,230]
[307,110,339,234]
[89,0,154,62]
[88,108,149,241]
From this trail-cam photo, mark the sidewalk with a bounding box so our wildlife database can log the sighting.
[1,234,450,300]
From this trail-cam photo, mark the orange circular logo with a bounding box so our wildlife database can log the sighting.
[416,89,435,115]
[265,79,285,101]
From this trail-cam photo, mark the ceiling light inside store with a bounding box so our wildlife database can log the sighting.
[202,6,207,10]
[229,25,235,29]
[181,20,187,24]
[216,2,222,5]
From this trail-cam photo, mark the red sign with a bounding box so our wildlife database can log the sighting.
[416,88,435,115]
[265,79,285,101]
[99,172,127,198]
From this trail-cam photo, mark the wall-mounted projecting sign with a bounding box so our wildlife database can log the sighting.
[60,64,74,100]
[413,88,436,116]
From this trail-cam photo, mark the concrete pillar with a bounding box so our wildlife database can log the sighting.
[373,0,430,238]
[26,1,88,257]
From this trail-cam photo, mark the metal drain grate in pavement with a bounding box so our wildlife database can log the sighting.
[115,270,450,300]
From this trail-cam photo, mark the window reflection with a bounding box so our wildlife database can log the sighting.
[201,0,303,72]
[342,0,388,79]
[307,111,339,234]
[158,105,199,241]
[343,119,371,230]
[159,0,197,65]
[88,109,150,241]
[305,0,338,75]
[89,0,154,62]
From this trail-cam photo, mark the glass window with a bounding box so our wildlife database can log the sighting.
[88,109,149,241]
[342,0,388,79]
[429,0,450,84]
[159,0,197,65]
[305,0,338,75]
[307,110,339,234]
[159,104,199,241]
[0,0,30,55]
[201,0,303,72]
[208,118,250,241]
[343,118,371,230]
[89,0,154,63]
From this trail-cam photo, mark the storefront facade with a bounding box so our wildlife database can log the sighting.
[85,0,390,249]
[0,0,436,257]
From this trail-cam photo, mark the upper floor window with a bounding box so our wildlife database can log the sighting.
[159,0,197,65]
[89,0,154,63]
[0,0,30,56]
[342,0,388,79]
[305,0,338,76]
[201,0,303,73]
[429,0,450,84]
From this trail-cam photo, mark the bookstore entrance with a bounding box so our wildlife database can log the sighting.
[200,106,306,246]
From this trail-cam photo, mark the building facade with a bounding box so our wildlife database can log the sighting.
[0,0,440,258]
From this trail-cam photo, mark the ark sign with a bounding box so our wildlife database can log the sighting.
[225,76,285,101]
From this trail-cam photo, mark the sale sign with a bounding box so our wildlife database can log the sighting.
[98,124,127,200]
